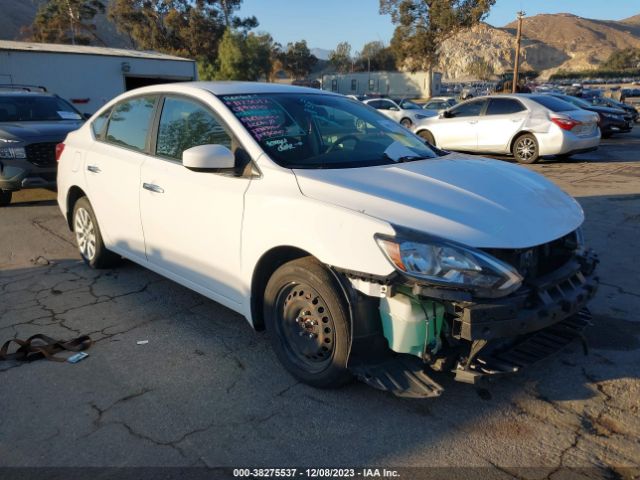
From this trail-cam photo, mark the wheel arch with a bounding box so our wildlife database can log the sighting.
[509,130,537,152]
[249,246,314,331]
[66,186,88,231]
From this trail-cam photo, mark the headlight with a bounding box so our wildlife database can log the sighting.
[376,233,523,298]
[600,113,622,120]
[414,114,429,120]
[0,138,21,143]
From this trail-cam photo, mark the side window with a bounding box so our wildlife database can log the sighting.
[379,100,396,110]
[449,100,485,118]
[367,100,382,109]
[156,97,232,162]
[91,108,111,140]
[105,96,156,151]
[486,98,526,116]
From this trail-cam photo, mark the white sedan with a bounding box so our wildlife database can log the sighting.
[362,97,435,128]
[56,82,598,397]
[414,94,601,163]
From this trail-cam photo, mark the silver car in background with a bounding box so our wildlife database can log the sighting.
[413,94,601,163]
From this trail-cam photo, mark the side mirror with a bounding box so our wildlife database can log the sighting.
[441,110,452,118]
[182,144,235,171]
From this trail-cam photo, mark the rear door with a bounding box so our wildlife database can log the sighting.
[432,99,486,150]
[476,98,528,153]
[84,95,158,261]
[139,95,252,306]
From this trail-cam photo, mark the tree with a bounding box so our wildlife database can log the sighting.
[356,41,397,71]
[329,41,352,73]
[108,0,257,65]
[380,0,496,71]
[466,58,495,80]
[280,40,318,79]
[26,0,106,45]
[603,48,640,71]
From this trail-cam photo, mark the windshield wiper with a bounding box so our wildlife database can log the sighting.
[382,153,431,163]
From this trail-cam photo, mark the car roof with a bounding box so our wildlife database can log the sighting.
[0,90,54,97]
[128,81,337,97]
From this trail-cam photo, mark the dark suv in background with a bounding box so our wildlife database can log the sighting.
[0,86,84,206]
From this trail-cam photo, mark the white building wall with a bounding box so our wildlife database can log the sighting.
[0,50,196,114]
[321,71,441,98]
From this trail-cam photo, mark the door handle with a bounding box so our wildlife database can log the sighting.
[87,165,101,173]
[143,182,164,194]
[468,120,478,124]
[512,118,523,122]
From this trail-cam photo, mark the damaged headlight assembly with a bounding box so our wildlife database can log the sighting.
[376,231,523,298]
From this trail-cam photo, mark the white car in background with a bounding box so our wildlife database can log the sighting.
[422,96,458,113]
[362,97,435,128]
[414,94,601,163]
[56,82,598,398]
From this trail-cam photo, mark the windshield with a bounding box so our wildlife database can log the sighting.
[220,93,441,169]
[0,95,82,122]
[556,95,591,109]
[397,100,421,110]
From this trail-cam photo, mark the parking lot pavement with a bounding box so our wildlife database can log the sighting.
[1,128,639,476]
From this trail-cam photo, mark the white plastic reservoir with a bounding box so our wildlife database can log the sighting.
[379,293,427,358]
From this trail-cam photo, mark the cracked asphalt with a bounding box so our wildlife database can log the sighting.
[1,128,639,478]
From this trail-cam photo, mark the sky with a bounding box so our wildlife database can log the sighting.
[238,0,640,55]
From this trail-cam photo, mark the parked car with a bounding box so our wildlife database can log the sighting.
[546,93,633,138]
[590,96,639,123]
[422,97,458,112]
[57,82,598,398]
[362,97,434,128]
[414,94,600,163]
[0,86,85,206]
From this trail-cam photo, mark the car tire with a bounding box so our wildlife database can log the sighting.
[264,257,352,388]
[400,118,413,128]
[602,132,612,139]
[512,133,540,164]
[418,130,435,145]
[0,190,12,207]
[72,197,120,269]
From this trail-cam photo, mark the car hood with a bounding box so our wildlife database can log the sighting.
[0,121,83,140]
[583,105,626,115]
[293,155,584,249]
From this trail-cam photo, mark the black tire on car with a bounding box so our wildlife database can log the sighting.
[400,118,413,128]
[72,197,120,269]
[0,190,12,207]
[512,133,540,164]
[264,257,352,388]
[418,130,435,146]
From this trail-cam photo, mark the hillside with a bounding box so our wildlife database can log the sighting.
[0,0,132,48]
[436,12,640,79]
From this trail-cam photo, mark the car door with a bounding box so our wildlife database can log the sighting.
[84,95,158,261]
[475,98,528,153]
[139,95,252,306]
[433,99,486,150]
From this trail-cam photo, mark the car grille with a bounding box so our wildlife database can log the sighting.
[483,232,577,281]
[25,142,57,168]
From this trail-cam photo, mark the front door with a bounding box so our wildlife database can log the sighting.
[434,99,486,150]
[139,95,251,306]
[476,98,528,153]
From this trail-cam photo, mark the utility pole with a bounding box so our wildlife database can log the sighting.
[512,10,525,93]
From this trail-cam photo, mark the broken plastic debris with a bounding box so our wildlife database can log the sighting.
[136,340,149,345]
[67,352,89,364]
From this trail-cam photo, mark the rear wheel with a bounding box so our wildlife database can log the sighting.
[0,190,12,207]
[418,130,435,145]
[73,197,120,269]
[512,133,540,164]
[264,257,351,388]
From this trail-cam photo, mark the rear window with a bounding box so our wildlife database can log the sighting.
[529,95,577,113]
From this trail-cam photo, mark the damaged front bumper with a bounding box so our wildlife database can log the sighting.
[344,249,599,398]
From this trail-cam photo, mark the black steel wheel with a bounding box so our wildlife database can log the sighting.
[264,257,351,388]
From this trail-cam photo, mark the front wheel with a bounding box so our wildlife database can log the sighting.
[512,133,540,164]
[0,190,12,207]
[73,197,120,269]
[400,117,413,128]
[264,257,351,388]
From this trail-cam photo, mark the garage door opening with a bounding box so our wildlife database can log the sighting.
[124,76,193,91]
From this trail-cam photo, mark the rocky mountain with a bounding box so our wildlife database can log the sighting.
[438,13,640,79]
[0,0,132,48]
